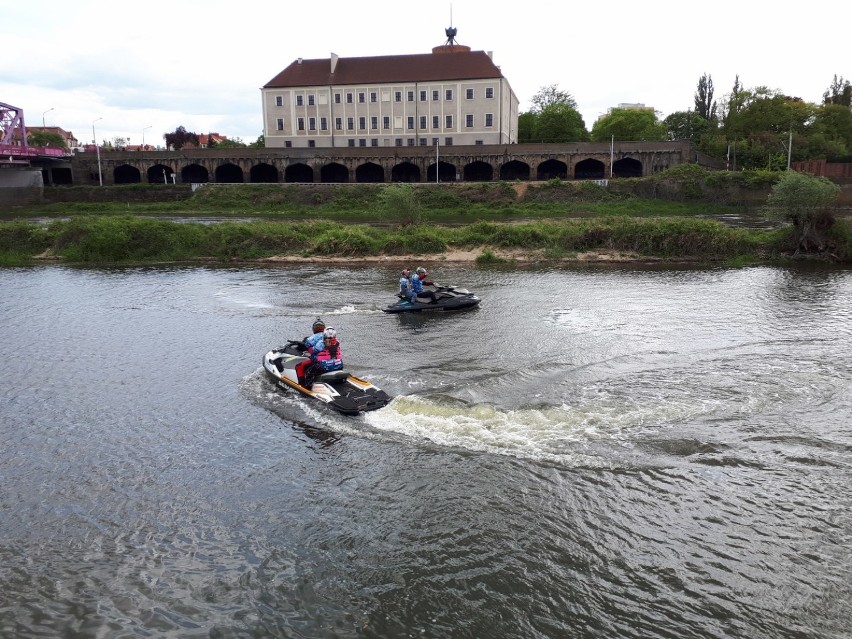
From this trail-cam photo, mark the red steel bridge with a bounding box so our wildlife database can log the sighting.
[1,101,68,161]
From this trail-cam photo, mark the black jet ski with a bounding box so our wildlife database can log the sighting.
[382,285,481,313]
[262,342,391,415]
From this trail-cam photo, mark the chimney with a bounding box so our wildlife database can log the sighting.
[297,57,303,64]
[330,52,339,74]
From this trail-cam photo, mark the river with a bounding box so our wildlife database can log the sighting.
[1,262,850,638]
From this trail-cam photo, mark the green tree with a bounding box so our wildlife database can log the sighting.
[27,130,67,149]
[529,84,577,113]
[517,112,536,142]
[663,110,710,143]
[591,108,666,142]
[823,74,852,106]
[164,126,199,151]
[762,170,840,253]
[694,73,717,121]
[248,134,265,149]
[533,103,589,142]
[215,137,248,148]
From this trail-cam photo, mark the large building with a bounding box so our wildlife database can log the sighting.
[261,29,518,149]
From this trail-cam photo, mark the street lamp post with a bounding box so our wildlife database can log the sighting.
[42,107,54,128]
[92,117,103,186]
[143,125,152,148]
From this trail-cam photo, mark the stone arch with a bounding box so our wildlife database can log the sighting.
[182,163,209,183]
[216,163,244,183]
[613,157,643,178]
[321,162,348,183]
[463,161,493,182]
[148,163,175,184]
[500,160,530,181]
[114,164,141,184]
[427,161,457,182]
[250,163,279,183]
[537,159,568,180]
[574,158,606,180]
[355,162,384,183]
[391,162,420,182]
[285,163,313,183]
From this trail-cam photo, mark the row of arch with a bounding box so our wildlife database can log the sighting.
[109,157,646,185]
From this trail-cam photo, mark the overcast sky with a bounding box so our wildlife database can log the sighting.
[3,0,848,146]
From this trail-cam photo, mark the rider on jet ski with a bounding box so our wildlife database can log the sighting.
[410,267,437,304]
[298,327,344,388]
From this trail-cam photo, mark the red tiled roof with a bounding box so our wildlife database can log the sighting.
[264,50,503,88]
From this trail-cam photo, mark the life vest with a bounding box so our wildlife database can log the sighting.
[313,344,343,371]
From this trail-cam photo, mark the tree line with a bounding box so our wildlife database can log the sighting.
[518,75,852,170]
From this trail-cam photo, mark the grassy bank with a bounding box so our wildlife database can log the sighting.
[3,166,774,223]
[2,214,841,267]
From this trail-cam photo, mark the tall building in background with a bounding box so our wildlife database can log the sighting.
[261,28,518,149]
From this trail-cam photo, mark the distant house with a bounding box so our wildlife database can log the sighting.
[261,29,518,149]
[9,126,79,149]
[181,133,228,149]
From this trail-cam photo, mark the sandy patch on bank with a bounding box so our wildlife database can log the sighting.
[258,248,663,265]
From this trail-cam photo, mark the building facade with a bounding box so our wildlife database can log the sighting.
[261,38,518,149]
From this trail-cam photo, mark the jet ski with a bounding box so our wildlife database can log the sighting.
[262,342,391,415]
[382,285,481,313]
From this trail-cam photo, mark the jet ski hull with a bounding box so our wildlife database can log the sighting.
[262,344,391,415]
[383,286,481,313]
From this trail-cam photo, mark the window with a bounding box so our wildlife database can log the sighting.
[445,89,453,100]
[419,116,427,129]
[432,90,439,100]
[296,95,303,106]
[485,87,494,99]
[348,139,355,147]
[276,118,284,131]
[382,91,391,102]
[370,92,377,103]
[432,137,439,145]
[358,92,365,103]
[485,113,493,127]
[358,116,366,130]
[371,139,378,147]
[335,117,342,131]
[407,91,414,102]
[334,93,341,104]
[419,138,427,146]
[371,116,378,130]
[420,90,427,101]
[407,116,414,130]
[407,138,415,146]
[395,138,403,146]
[275,96,283,106]
[320,117,328,131]
[309,117,316,130]
[308,140,316,147]
[445,137,453,145]
[383,116,390,129]
[445,115,453,128]
[394,116,403,129]
[465,114,474,127]
[395,91,402,102]
[346,93,353,103]
[466,88,474,99]
[285,141,292,148]
[432,115,439,128]
[297,117,305,131]
[347,117,354,130]
[359,139,366,147]
[308,95,315,106]
[475,140,484,145]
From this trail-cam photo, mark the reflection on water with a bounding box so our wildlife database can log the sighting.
[1,263,851,638]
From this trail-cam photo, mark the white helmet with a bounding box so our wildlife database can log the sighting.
[416,266,427,275]
[323,327,337,339]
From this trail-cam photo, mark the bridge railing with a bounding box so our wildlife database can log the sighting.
[0,144,68,158]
